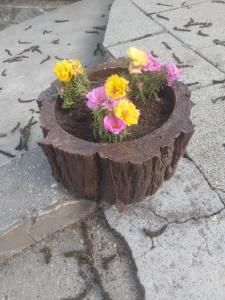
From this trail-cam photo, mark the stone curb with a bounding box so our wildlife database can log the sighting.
[0,199,96,263]
[0,146,97,263]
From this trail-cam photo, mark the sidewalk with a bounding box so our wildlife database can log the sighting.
[103,0,225,298]
[1,0,225,299]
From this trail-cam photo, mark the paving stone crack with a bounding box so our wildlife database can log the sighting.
[184,153,225,206]
[134,206,225,261]
[99,209,146,300]
[145,13,225,76]
[148,204,225,226]
[131,0,212,17]
[106,33,155,48]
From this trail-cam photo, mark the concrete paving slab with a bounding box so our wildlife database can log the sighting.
[105,193,225,299]
[150,1,225,50]
[132,0,209,14]
[103,0,164,48]
[0,4,47,31]
[0,147,96,261]
[107,33,225,89]
[147,159,224,222]
[0,225,101,300]
[196,44,225,73]
[187,85,225,191]
[0,215,143,300]
[0,0,112,167]
[104,158,224,225]
[0,147,73,231]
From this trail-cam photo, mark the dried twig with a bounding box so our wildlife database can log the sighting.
[18,98,36,103]
[52,39,60,45]
[15,116,34,151]
[63,250,93,265]
[184,18,212,28]
[102,254,116,270]
[151,50,158,58]
[211,96,225,103]
[43,30,52,34]
[1,69,7,76]
[212,79,225,84]
[3,55,28,63]
[162,41,171,50]
[157,2,173,6]
[212,0,225,3]
[143,225,168,238]
[10,122,21,133]
[40,247,52,264]
[186,81,199,86]
[177,64,193,68]
[172,53,183,64]
[197,30,209,37]
[93,43,105,56]
[213,39,225,46]
[17,45,42,56]
[0,132,7,138]
[40,55,51,64]
[156,14,170,21]
[174,26,191,32]
[18,40,32,44]
[55,56,64,60]
[55,19,69,23]
[5,49,12,56]
[24,25,32,31]
[85,30,99,35]
[61,281,94,300]
[0,149,16,158]
[92,25,106,31]
[29,109,40,114]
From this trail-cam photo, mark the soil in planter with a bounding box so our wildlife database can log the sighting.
[55,88,174,143]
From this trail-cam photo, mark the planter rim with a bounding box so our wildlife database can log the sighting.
[38,58,194,163]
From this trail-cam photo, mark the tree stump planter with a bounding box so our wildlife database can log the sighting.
[37,58,194,211]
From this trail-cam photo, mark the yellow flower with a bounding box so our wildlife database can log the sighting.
[105,74,129,99]
[114,99,140,126]
[68,59,84,75]
[54,60,74,82]
[127,47,148,67]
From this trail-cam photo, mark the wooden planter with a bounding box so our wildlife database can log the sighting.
[37,58,194,211]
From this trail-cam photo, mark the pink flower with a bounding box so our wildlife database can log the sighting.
[103,115,126,134]
[86,86,119,111]
[103,98,120,111]
[59,87,64,94]
[165,63,182,86]
[86,86,106,110]
[142,53,162,72]
[137,81,144,89]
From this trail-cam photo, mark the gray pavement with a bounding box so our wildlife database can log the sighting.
[107,33,225,89]
[1,0,225,299]
[103,0,225,298]
[0,0,113,262]
[0,213,143,300]
[0,0,110,167]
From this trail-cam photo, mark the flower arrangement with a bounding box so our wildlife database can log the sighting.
[54,47,182,142]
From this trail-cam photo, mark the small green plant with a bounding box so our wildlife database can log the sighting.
[127,70,167,103]
[54,59,90,109]
[58,71,90,109]
[53,47,182,143]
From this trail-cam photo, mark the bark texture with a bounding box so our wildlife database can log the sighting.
[37,58,194,209]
